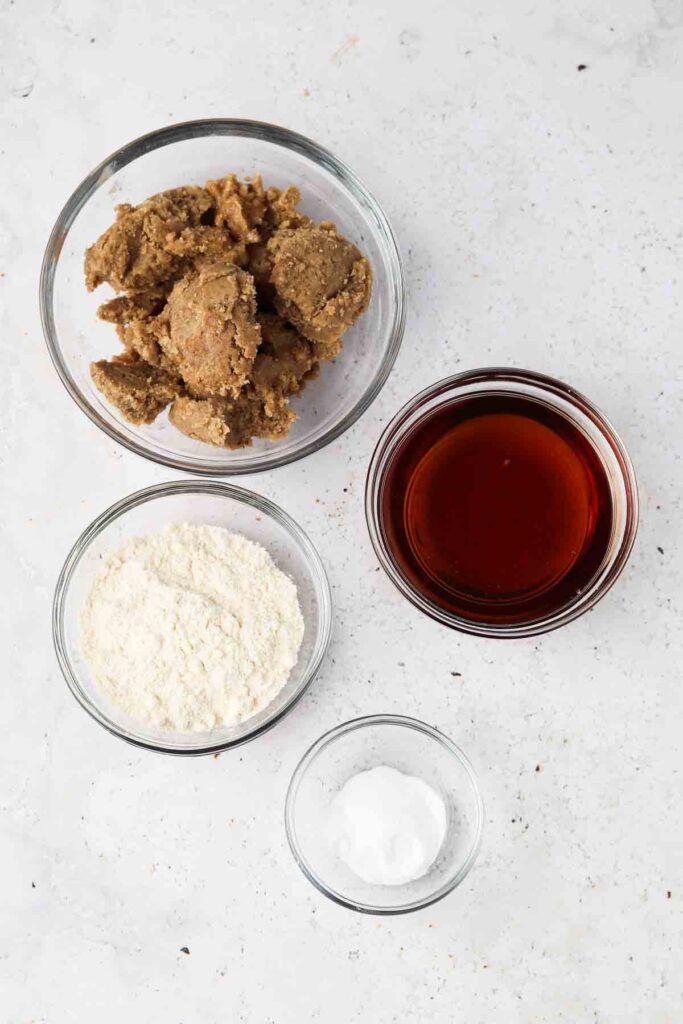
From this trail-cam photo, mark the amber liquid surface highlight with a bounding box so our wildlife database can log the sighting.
[380,394,613,625]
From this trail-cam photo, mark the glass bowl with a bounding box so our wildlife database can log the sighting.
[40,119,405,475]
[366,368,639,639]
[285,715,483,914]
[53,481,332,755]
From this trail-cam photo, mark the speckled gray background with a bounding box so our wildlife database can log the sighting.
[1,0,681,1021]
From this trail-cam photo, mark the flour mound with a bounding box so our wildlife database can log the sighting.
[80,524,304,731]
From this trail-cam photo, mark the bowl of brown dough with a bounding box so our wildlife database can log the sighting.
[41,120,405,474]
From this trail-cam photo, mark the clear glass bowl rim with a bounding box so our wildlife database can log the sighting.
[39,117,406,475]
[52,479,333,755]
[284,713,484,915]
[365,367,639,639]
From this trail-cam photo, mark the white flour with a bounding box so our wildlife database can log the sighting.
[80,524,304,731]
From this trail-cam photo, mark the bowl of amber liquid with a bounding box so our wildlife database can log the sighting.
[366,369,638,638]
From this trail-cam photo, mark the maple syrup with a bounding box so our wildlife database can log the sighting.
[379,393,614,625]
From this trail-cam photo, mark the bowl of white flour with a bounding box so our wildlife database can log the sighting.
[53,481,332,754]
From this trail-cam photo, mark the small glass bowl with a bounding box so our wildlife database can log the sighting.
[285,715,483,915]
[366,368,639,639]
[53,481,332,755]
[40,119,405,475]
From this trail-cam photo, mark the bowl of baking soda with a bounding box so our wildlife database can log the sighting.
[285,715,483,914]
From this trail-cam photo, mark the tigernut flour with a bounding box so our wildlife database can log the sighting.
[80,524,304,731]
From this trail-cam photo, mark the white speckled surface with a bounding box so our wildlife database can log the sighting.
[1,0,682,1020]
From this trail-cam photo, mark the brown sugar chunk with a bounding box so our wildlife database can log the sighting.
[169,314,314,450]
[162,263,260,397]
[110,349,140,365]
[90,359,180,424]
[97,289,167,325]
[270,223,357,321]
[170,391,295,449]
[268,223,372,348]
[310,334,343,362]
[245,185,311,304]
[253,314,317,400]
[205,175,269,243]
[168,395,232,447]
[84,186,214,292]
[265,185,310,230]
[121,312,172,367]
[234,390,295,445]
[163,226,247,269]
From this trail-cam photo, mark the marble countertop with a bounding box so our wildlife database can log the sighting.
[2,0,681,1020]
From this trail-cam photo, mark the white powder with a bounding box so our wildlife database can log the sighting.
[326,765,447,886]
[80,524,304,732]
